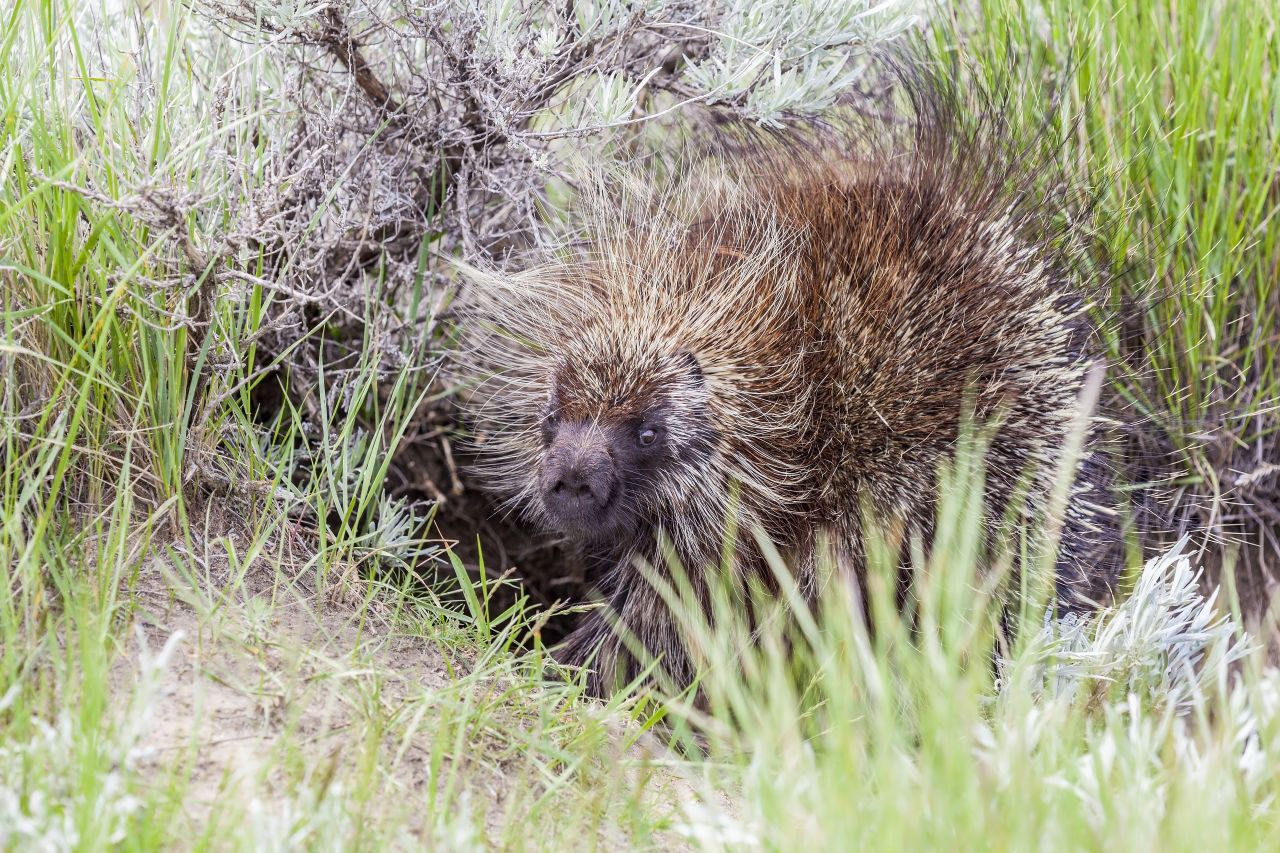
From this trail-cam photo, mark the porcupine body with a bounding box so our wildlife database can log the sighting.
[454,68,1126,697]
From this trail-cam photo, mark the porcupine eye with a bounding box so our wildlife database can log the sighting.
[540,410,560,445]
[637,426,659,447]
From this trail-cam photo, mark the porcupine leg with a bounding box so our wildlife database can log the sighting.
[1053,455,1126,614]
[555,610,618,698]
[557,608,694,698]
[554,555,701,698]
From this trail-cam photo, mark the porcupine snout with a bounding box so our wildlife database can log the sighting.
[540,422,617,533]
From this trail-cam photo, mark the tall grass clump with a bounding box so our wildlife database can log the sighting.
[0,0,440,636]
[0,0,455,841]
[949,0,1280,615]
[640,436,1278,850]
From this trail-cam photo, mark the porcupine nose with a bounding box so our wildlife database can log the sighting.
[547,453,614,512]
[541,426,616,528]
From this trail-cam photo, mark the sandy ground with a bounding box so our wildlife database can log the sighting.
[102,523,713,847]
[115,551,453,822]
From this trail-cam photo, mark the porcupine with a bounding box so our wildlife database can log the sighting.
[451,65,1127,697]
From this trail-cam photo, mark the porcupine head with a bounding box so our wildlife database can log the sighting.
[451,166,825,690]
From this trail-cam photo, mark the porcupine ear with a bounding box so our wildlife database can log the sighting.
[677,350,705,386]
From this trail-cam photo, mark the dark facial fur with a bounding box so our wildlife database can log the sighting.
[538,392,713,546]
[536,352,721,549]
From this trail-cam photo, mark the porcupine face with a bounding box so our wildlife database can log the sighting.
[456,172,811,563]
[535,346,718,547]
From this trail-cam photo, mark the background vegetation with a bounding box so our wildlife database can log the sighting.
[1,0,1277,848]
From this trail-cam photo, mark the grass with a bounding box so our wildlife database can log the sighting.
[2,0,1279,849]
[955,0,1280,595]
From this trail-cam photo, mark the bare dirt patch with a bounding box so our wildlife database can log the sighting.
[114,546,454,826]
[103,520,710,847]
